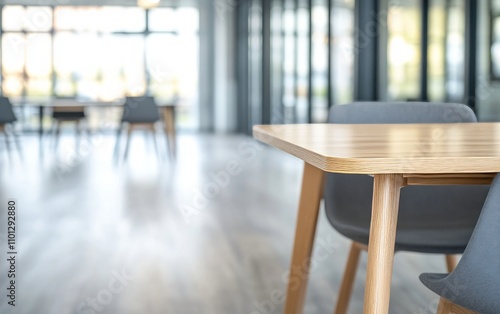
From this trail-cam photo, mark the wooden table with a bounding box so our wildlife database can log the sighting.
[253,123,500,314]
[15,99,177,155]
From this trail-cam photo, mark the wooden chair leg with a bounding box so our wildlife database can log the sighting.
[445,255,458,272]
[334,242,363,314]
[437,297,476,314]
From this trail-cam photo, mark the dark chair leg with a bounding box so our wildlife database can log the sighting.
[8,124,23,160]
[114,123,123,160]
[124,125,133,160]
[54,120,61,150]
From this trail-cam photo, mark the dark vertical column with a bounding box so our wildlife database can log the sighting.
[464,0,477,112]
[262,0,272,124]
[327,0,332,107]
[354,0,379,101]
[199,0,215,131]
[293,0,299,122]
[420,0,429,101]
[307,0,313,122]
[236,0,250,133]
[0,5,4,96]
[280,0,286,121]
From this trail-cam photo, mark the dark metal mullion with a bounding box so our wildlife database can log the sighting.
[0,5,3,96]
[262,0,271,124]
[464,0,477,112]
[279,0,286,123]
[236,0,250,133]
[293,0,298,123]
[327,0,332,108]
[420,0,429,101]
[307,0,313,123]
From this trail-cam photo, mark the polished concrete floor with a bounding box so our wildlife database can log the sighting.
[0,131,449,314]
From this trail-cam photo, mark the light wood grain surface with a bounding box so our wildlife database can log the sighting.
[253,123,500,174]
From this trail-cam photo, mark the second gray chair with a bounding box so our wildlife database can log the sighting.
[115,96,160,159]
[0,96,22,156]
[324,102,490,314]
[420,173,500,314]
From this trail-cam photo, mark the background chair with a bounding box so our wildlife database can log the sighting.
[114,96,160,159]
[420,173,500,314]
[51,96,86,147]
[323,102,490,314]
[0,96,22,156]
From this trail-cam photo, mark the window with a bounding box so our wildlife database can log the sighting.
[387,0,421,100]
[1,5,200,129]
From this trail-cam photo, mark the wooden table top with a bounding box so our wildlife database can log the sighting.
[253,123,500,174]
[11,99,176,108]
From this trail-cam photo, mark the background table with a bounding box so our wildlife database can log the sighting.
[14,99,177,155]
[254,123,500,314]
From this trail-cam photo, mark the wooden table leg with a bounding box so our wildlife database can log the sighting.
[283,162,324,314]
[162,106,176,157]
[363,174,404,314]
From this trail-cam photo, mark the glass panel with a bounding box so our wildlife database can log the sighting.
[2,6,25,31]
[54,7,99,31]
[24,7,52,32]
[271,0,283,124]
[176,8,199,33]
[26,79,51,97]
[2,34,26,75]
[446,0,465,101]
[54,7,145,32]
[387,0,421,100]
[296,1,309,123]
[311,0,328,122]
[249,0,262,126]
[100,7,145,32]
[282,0,295,123]
[149,8,177,32]
[26,34,52,78]
[2,76,24,97]
[428,0,446,101]
[332,2,355,104]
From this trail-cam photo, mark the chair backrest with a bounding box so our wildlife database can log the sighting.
[323,102,488,251]
[420,173,500,312]
[52,97,85,119]
[122,96,160,123]
[0,96,17,124]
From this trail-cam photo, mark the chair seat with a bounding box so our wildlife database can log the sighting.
[333,222,472,254]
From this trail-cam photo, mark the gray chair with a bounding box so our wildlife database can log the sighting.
[420,173,500,314]
[115,96,160,159]
[324,102,490,314]
[51,97,86,147]
[0,97,22,156]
